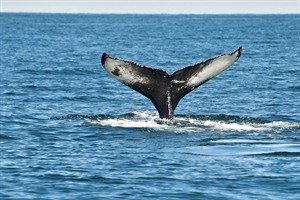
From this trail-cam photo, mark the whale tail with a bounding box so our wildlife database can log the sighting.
[101,47,242,119]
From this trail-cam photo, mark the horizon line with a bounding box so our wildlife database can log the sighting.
[2,11,299,15]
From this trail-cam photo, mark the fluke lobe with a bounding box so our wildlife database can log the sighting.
[101,47,242,119]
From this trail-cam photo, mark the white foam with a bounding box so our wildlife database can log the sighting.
[95,112,170,131]
[89,112,300,133]
[264,121,300,129]
[98,118,167,129]
[178,118,272,132]
[188,119,267,131]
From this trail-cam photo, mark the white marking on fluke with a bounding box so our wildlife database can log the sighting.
[187,50,241,87]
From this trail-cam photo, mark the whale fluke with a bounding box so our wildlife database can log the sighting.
[101,47,242,119]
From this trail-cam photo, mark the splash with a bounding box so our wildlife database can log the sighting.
[52,112,300,133]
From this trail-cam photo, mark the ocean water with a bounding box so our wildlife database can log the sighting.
[1,13,300,199]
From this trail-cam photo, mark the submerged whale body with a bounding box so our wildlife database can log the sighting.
[101,47,242,119]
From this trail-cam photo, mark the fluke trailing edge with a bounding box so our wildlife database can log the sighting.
[101,47,242,119]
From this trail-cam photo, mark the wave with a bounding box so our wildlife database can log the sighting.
[177,143,300,156]
[51,111,300,133]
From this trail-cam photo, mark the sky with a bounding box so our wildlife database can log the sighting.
[1,0,299,14]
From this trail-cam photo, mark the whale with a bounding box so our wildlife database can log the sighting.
[101,47,242,119]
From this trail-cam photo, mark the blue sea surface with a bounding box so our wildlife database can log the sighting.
[1,13,300,199]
